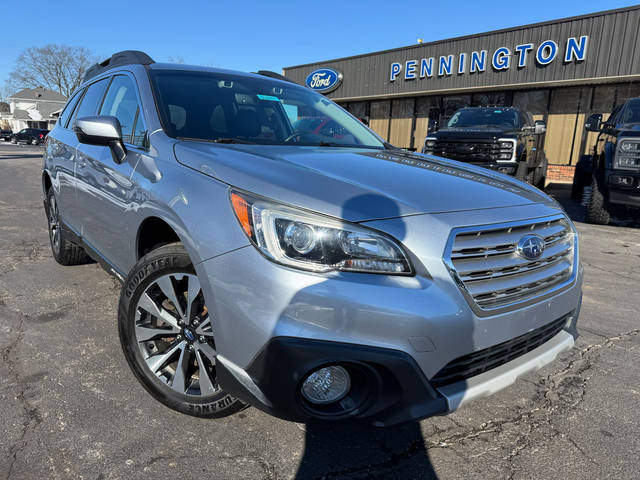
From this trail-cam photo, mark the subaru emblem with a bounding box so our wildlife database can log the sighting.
[184,329,195,342]
[517,234,545,260]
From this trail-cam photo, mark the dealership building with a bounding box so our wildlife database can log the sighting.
[283,6,640,181]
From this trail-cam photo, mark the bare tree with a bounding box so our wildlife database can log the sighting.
[6,44,97,98]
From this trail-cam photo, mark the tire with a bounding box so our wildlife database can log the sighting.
[534,158,548,190]
[118,243,245,418]
[585,175,610,225]
[515,160,529,182]
[571,156,592,200]
[31,138,37,145]
[45,189,91,265]
[11,138,16,144]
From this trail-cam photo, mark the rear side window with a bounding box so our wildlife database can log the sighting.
[71,77,110,126]
[100,75,146,147]
[58,91,82,128]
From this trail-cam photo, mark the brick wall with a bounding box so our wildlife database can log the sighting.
[547,164,575,183]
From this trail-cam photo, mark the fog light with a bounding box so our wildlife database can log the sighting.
[301,366,350,404]
[610,175,634,186]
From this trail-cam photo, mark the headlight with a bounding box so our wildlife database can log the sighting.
[230,191,413,275]
[614,156,640,169]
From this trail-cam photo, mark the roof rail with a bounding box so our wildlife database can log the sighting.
[84,50,155,82]
[254,70,298,84]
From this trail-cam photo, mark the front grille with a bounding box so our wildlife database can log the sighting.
[430,312,571,388]
[425,140,513,162]
[446,216,575,310]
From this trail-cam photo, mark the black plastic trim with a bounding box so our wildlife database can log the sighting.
[217,337,447,427]
[84,50,154,82]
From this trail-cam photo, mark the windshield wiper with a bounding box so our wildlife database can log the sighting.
[176,137,253,144]
[212,137,252,144]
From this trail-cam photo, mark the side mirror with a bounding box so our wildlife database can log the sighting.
[74,116,127,164]
[427,118,439,133]
[534,120,546,135]
[585,113,602,132]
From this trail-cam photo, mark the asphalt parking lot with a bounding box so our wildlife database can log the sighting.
[1,141,638,480]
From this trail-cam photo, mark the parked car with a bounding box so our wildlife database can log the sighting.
[573,98,640,224]
[422,107,548,188]
[0,128,12,141]
[10,128,49,145]
[42,51,582,426]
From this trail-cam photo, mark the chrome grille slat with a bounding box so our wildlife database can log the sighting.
[452,222,567,251]
[455,241,572,278]
[465,260,572,297]
[446,216,576,311]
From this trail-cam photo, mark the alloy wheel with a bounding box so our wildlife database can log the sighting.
[48,194,61,255]
[134,273,219,397]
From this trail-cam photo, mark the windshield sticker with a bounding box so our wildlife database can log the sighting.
[257,94,280,102]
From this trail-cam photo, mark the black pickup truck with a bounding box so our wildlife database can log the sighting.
[422,106,548,188]
[572,98,640,224]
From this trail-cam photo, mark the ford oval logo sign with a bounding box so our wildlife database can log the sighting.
[305,68,343,93]
[517,234,545,261]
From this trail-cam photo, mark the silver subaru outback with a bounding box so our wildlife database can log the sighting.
[42,51,582,426]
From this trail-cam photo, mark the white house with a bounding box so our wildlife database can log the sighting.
[0,87,67,131]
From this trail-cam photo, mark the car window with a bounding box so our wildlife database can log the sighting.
[100,75,146,146]
[447,108,519,128]
[71,77,110,127]
[605,105,623,126]
[58,91,82,128]
[619,99,640,125]
[149,70,384,148]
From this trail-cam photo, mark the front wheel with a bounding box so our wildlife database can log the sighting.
[118,243,245,418]
[585,175,611,225]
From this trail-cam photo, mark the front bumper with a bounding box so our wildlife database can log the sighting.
[607,170,640,207]
[196,206,583,426]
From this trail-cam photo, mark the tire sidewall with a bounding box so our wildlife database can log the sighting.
[118,245,242,418]
[46,189,62,261]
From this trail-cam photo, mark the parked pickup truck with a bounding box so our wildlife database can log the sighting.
[422,107,547,188]
[572,98,640,224]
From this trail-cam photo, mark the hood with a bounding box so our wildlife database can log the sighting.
[618,124,640,136]
[433,128,517,140]
[173,142,552,222]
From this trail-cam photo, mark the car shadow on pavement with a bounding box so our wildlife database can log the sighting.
[295,421,437,479]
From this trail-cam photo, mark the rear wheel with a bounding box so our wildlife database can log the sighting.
[516,160,530,182]
[46,189,91,265]
[585,174,611,225]
[534,158,547,190]
[118,243,245,418]
[31,138,38,145]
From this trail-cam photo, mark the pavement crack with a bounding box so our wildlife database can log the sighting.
[2,310,41,480]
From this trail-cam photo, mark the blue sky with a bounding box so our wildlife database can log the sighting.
[1,0,637,94]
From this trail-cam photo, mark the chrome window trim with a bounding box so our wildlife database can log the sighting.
[442,213,579,317]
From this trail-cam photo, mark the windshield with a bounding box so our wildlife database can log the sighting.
[149,70,385,148]
[447,108,519,129]
[619,99,640,125]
